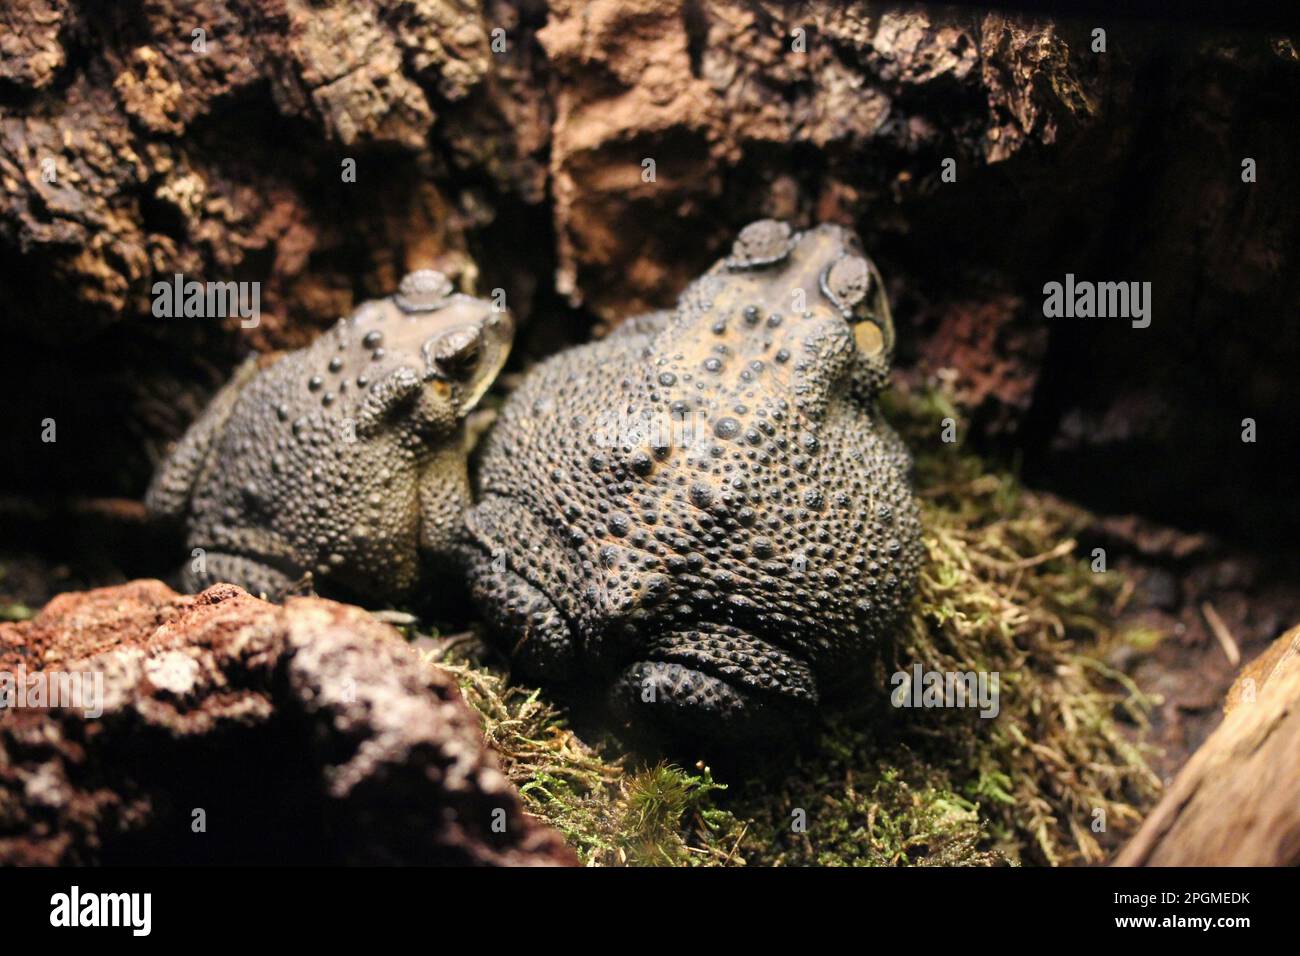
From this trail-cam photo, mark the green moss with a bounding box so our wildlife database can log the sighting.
[0,603,33,622]
[427,658,748,865]
[424,381,1161,866]
[1119,625,1165,654]
[616,763,740,866]
[0,564,35,622]
[720,728,1004,866]
[878,381,1160,864]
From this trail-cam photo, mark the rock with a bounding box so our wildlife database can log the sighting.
[1116,622,1300,866]
[0,580,576,865]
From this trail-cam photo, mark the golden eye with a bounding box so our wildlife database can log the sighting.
[821,254,891,357]
[854,321,885,357]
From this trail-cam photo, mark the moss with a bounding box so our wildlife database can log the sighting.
[1119,625,1165,654]
[616,763,740,866]
[432,659,623,861]
[0,603,34,622]
[427,657,746,865]
[721,727,1005,866]
[878,381,1160,864]
[423,381,1161,866]
[0,565,35,621]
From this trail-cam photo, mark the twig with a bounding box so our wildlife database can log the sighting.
[721,824,748,866]
[1201,601,1241,667]
[968,538,1076,571]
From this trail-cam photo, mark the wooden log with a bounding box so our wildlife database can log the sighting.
[1116,624,1300,866]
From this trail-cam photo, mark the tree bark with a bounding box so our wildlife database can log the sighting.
[1,2,1298,649]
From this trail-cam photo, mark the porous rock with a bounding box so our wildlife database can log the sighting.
[0,579,576,865]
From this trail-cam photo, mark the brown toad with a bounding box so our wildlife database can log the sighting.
[461,221,922,747]
[147,270,513,602]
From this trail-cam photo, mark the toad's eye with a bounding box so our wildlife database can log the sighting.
[427,326,482,378]
[821,255,872,313]
[820,254,891,358]
[727,219,795,270]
